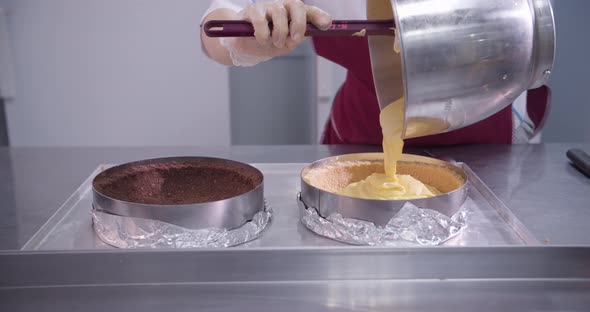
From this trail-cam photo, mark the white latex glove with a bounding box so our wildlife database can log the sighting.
[220,0,332,66]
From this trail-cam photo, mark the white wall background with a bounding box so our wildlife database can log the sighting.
[0,0,230,146]
[543,0,590,142]
[315,56,345,142]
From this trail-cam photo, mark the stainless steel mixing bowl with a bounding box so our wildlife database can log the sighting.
[369,0,556,138]
[300,153,468,226]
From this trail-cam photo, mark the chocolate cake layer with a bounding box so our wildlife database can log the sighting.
[94,160,263,205]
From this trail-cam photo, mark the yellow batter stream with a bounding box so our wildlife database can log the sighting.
[337,0,441,200]
[338,98,441,200]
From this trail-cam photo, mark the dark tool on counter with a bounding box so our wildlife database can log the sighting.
[567,149,590,178]
[203,19,395,37]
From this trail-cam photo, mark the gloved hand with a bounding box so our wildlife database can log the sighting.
[220,0,332,66]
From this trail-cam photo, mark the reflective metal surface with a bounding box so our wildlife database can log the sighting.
[3,280,590,312]
[92,157,264,230]
[4,247,590,285]
[2,145,590,310]
[300,153,468,226]
[1,143,590,250]
[369,0,556,138]
[2,247,590,311]
[530,0,557,89]
[21,162,530,250]
[367,0,404,111]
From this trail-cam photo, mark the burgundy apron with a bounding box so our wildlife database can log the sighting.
[312,36,550,145]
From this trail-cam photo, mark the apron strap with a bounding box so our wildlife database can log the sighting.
[527,85,552,138]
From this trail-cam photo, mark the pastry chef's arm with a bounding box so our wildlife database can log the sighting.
[201,0,332,66]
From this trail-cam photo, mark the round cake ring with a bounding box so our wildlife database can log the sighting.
[92,157,264,230]
[300,153,468,226]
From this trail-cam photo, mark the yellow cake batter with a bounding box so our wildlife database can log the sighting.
[338,0,441,200]
[339,98,441,200]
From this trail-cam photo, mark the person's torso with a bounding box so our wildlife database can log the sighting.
[312,34,515,145]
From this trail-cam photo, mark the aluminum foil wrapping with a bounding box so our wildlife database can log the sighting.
[300,199,467,246]
[92,203,272,248]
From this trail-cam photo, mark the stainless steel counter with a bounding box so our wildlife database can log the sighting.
[0,143,589,250]
[1,144,590,311]
[0,247,589,312]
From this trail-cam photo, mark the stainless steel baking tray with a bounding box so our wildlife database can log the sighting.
[21,162,537,250]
